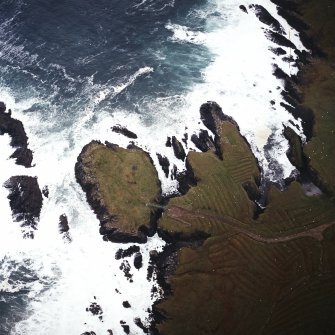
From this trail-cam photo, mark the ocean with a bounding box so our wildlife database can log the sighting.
[0,0,307,334]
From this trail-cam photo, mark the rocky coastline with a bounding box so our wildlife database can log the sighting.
[73,1,335,333]
[0,101,34,168]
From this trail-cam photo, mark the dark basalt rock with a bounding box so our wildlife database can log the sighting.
[121,325,130,335]
[107,330,113,335]
[134,318,150,333]
[280,103,314,141]
[86,302,103,321]
[81,332,96,335]
[165,137,172,147]
[191,129,215,152]
[42,186,49,198]
[9,147,33,168]
[133,252,143,269]
[59,213,71,242]
[239,5,248,13]
[156,153,170,178]
[111,125,137,139]
[122,301,131,308]
[59,214,70,234]
[171,136,186,161]
[181,133,188,147]
[270,47,287,55]
[265,29,296,49]
[4,176,43,239]
[0,101,34,167]
[200,101,241,159]
[115,245,140,260]
[250,4,285,34]
[119,260,133,282]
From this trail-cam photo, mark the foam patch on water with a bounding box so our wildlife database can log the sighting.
[0,90,166,335]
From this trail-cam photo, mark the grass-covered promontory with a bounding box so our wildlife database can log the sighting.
[157,103,335,335]
[75,141,161,242]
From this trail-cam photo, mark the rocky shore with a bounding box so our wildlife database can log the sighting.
[0,101,34,167]
[4,175,43,239]
[72,1,335,334]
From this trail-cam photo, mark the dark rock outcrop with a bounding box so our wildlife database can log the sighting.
[171,136,186,161]
[265,29,296,49]
[122,301,131,308]
[250,4,285,34]
[42,186,49,198]
[4,176,43,239]
[133,252,143,269]
[0,101,34,167]
[59,214,70,234]
[115,245,140,260]
[59,214,71,242]
[111,125,137,139]
[239,5,248,13]
[156,153,170,178]
[134,318,150,333]
[191,130,215,152]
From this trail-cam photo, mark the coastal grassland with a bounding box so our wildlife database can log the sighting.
[158,231,335,335]
[298,0,335,194]
[76,141,161,236]
[157,115,335,333]
[159,121,260,236]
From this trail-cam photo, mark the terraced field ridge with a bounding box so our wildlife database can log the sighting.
[156,102,335,335]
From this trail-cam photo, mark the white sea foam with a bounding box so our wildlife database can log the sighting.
[0,90,165,335]
[161,0,307,182]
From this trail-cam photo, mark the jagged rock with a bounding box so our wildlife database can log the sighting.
[239,5,248,13]
[171,136,186,161]
[134,318,150,334]
[121,325,130,335]
[115,245,140,260]
[0,101,34,167]
[156,153,170,178]
[283,126,304,170]
[42,186,49,198]
[270,47,287,55]
[134,252,143,269]
[191,130,215,152]
[59,214,70,234]
[111,125,137,139]
[165,137,172,147]
[4,176,43,239]
[120,260,133,282]
[250,4,285,34]
[122,301,131,308]
[265,30,296,49]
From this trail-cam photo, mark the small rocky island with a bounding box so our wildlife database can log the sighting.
[75,141,162,242]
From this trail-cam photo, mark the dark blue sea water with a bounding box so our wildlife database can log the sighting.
[0,0,210,126]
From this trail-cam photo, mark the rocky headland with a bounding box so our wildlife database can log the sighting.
[73,0,335,334]
[0,101,34,167]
